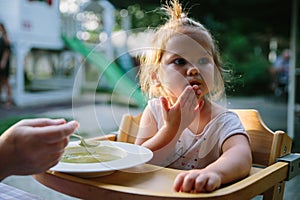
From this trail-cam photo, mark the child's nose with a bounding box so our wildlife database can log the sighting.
[187,65,200,76]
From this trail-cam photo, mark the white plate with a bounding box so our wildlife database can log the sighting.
[50,141,153,178]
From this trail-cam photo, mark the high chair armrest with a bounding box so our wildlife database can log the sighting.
[34,162,289,200]
[89,133,118,142]
[217,162,289,199]
[276,153,300,180]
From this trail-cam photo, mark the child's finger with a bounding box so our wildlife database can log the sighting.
[173,172,189,192]
[177,86,193,105]
[160,96,170,112]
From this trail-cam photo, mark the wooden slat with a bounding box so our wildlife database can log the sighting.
[88,134,117,142]
[33,162,289,200]
[118,114,141,143]
[231,109,292,166]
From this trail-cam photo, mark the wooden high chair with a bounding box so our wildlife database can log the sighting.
[34,109,300,200]
[114,109,297,199]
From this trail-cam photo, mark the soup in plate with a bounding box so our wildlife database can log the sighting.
[61,145,127,163]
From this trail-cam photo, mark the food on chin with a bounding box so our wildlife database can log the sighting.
[61,145,126,163]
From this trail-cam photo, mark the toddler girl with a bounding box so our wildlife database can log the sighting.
[135,0,252,193]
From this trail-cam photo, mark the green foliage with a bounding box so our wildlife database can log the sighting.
[0,116,34,136]
[127,4,163,29]
[113,3,281,96]
[0,116,73,136]
[114,4,163,31]
[221,32,271,95]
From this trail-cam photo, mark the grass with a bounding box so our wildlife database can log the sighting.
[0,116,36,135]
[0,116,75,136]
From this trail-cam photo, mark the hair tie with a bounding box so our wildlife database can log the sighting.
[180,13,187,19]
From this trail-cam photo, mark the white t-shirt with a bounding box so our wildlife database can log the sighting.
[148,98,249,170]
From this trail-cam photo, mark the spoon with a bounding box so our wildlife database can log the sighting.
[71,134,100,147]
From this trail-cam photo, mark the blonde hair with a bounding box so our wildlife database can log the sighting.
[139,0,224,100]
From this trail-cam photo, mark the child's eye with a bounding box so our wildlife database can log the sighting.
[173,58,187,65]
[199,57,209,65]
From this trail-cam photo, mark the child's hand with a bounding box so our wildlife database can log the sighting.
[160,85,202,131]
[173,170,222,193]
[191,84,203,99]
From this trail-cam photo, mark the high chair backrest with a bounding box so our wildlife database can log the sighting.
[118,113,142,144]
[231,109,292,166]
[117,109,292,167]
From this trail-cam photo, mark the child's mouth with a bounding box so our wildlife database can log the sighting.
[189,80,202,97]
[189,80,201,87]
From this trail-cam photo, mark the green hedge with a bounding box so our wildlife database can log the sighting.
[220,32,271,95]
[0,116,35,135]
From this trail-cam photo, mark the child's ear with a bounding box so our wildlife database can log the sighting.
[151,73,161,87]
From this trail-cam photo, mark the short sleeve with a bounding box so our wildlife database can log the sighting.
[147,98,164,128]
[217,111,250,150]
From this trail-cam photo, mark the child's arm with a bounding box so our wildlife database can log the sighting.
[136,86,200,149]
[135,108,179,150]
[135,105,183,164]
[173,134,252,193]
[135,86,201,164]
[135,105,159,146]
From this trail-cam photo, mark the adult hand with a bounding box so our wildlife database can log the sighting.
[0,118,79,180]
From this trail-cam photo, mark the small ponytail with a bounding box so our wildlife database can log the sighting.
[163,0,185,21]
[161,0,206,31]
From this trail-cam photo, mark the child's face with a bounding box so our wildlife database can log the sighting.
[158,34,215,101]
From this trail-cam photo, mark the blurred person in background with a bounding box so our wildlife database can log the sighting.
[270,49,290,97]
[0,22,12,108]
